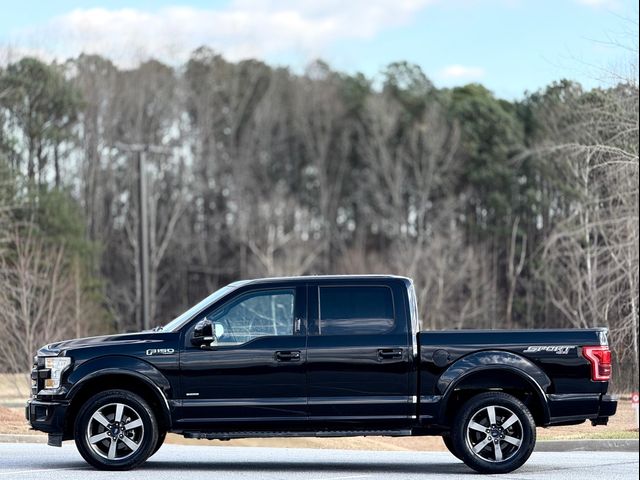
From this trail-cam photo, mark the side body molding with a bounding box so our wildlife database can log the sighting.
[437,350,552,423]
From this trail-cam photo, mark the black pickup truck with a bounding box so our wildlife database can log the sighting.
[26,275,617,474]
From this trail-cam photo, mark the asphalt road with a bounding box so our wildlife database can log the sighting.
[0,443,637,480]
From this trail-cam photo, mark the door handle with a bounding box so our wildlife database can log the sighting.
[275,350,301,362]
[377,348,404,360]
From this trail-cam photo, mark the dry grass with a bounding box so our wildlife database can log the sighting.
[3,383,637,449]
[0,373,30,399]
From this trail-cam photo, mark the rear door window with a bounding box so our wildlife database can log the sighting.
[318,286,395,335]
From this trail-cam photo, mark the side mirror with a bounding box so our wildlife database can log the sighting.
[191,319,214,347]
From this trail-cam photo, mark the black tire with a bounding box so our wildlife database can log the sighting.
[74,389,159,470]
[442,434,463,460]
[451,392,536,474]
[149,430,167,457]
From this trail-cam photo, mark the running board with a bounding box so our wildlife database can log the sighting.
[183,429,412,440]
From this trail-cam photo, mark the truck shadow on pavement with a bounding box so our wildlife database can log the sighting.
[141,460,474,475]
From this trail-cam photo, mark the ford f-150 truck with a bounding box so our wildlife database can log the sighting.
[26,275,617,473]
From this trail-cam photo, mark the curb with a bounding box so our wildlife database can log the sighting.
[535,439,639,452]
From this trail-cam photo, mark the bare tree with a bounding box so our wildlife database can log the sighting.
[357,92,463,329]
[0,227,76,374]
[293,63,350,270]
[506,217,527,328]
[240,193,321,277]
[539,85,639,389]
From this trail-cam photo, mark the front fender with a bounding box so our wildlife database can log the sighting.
[438,350,551,423]
[66,355,172,412]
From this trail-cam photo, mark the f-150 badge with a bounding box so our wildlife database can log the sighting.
[523,345,574,354]
[146,348,175,356]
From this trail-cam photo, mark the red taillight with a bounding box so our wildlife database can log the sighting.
[582,346,612,381]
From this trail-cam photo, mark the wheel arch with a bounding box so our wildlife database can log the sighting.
[438,351,551,426]
[64,363,172,439]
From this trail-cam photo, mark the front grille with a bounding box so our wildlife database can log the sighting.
[31,356,46,396]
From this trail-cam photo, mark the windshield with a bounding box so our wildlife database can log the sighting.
[162,285,237,332]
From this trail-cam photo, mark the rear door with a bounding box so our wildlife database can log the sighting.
[306,279,412,428]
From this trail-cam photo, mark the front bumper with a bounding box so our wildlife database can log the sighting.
[25,398,69,444]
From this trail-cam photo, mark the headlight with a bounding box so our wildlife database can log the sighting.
[44,357,71,389]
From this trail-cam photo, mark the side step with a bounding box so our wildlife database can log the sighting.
[183,429,412,440]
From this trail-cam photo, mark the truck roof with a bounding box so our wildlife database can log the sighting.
[230,274,412,287]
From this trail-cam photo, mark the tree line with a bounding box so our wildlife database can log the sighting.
[0,50,637,391]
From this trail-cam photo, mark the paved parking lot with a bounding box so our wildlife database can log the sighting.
[0,443,638,479]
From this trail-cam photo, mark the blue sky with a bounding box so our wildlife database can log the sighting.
[0,0,637,99]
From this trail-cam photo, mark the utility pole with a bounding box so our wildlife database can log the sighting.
[115,142,171,331]
[138,150,150,331]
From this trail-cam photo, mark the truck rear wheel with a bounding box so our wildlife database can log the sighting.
[451,392,535,474]
[74,389,159,470]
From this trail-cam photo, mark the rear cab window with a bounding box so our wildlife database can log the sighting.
[307,278,409,336]
[318,286,395,335]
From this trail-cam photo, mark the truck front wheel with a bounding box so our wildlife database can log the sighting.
[451,392,536,474]
[74,389,159,470]
[442,434,463,460]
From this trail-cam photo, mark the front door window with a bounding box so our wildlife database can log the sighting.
[206,289,295,345]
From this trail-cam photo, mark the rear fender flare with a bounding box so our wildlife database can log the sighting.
[437,350,551,424]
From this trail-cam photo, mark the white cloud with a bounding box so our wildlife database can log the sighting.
[438,64,485,81]
[8,0,434,67]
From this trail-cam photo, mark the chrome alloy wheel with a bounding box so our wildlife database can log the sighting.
[465,404,523,463]
[85,402,145,460]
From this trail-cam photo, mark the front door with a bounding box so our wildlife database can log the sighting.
[178,284,307,430]
[306,281,412,428]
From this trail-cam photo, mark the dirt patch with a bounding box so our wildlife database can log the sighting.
[165,433,450,451]
[0,405,39,435]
